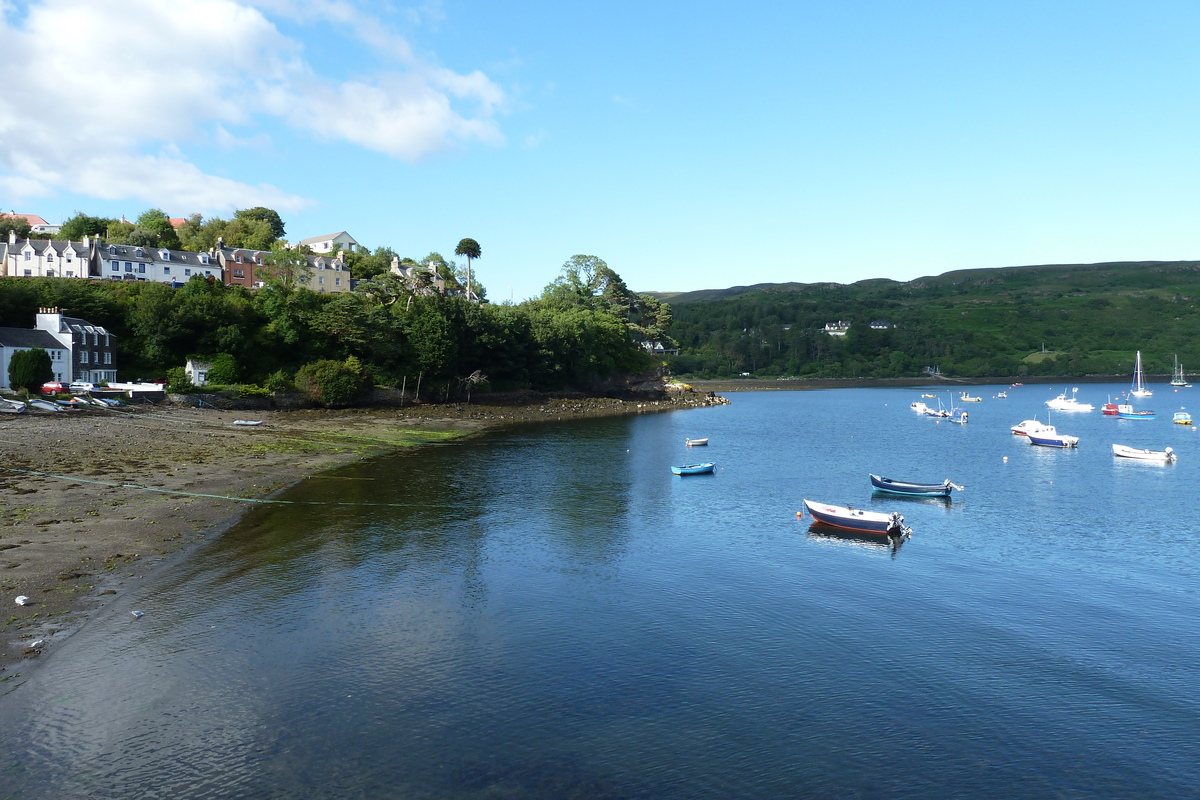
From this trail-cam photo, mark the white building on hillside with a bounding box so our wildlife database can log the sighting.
[297,231,359,254]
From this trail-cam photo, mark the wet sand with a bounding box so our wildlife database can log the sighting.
[1,392,722,683]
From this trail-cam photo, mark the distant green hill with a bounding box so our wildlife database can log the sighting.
[658,260,1200,379]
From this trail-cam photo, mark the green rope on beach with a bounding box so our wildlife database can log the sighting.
[0,467,420,508]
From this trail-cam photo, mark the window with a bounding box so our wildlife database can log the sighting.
[184,269,191,276]
[235,254,242,263]
[111,262,119,272]
[108,246,117,255]
[66,271,74,277]
[318,276,324,285]
[104,352,112,365]
[104,334,109,346]
[199,254,208,264]
[335,278,341,286]
[46,253,53,262]
[46,269,55,277]
[80,351,89,364]
[93,351,99,364]
[163,266,170,274]
[66,254,72,263]
[233,269,244,278]
[23,269,30,276]
[160,250,170,260]
[135,248,144,257]
[24,251,30,261]
[125,263,132,272]
[92,332,98,345]
[138,264,146,274]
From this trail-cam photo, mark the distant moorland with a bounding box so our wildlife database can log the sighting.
[655,260,1200,380]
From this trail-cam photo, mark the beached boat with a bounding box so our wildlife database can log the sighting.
[671,462,715,476]
[800,499,911,537]
[1130,351,1153,397]
[1045,388,1094,412]
[1173,411,1192,425]
[1171,355,1190,388]
[27,398,62,412]
[1116,404,1154,420]
[0,399,25,414]
[870,474,962,497]
[959,393,982,402]
[1027,426,1079,448]
[1011,419,1051,436]
[233,419,264,427]
[685,437,708,446]
[1112,444,1176,462]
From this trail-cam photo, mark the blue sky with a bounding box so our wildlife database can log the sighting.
[3,1,1200,301]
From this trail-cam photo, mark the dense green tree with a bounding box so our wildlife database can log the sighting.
[294,357,371,407]
[134,208,181,249]
[58,213,116,241]
[234,207,286,240]
[7,348,53,391]
[0,215,32,240]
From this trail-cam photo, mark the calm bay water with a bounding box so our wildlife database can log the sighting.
[2,385,1199,798]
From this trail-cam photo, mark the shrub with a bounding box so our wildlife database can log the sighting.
[165,366,194,393]
[7,348,53,392]
[264,369,292,392]
[294,358,371,407]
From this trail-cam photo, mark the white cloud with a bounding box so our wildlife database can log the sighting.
[0,0,506,212]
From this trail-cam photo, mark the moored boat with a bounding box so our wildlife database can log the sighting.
[800,499,911,537]
[1173,411,1192,425]
[910,401,930,414]
[1101,400,1119,416]
[1045,388,1094,412]
[1131,351,1153,397]
[671,462,715,476]
[1116,404,1154,420]
[1112,444,1176,462]
[959,393,982,402]
[1170,355,1190,388]
[685,437,708,446]
[1027,426,1079,448]
[870,474,962,497]
[1011,419,1051,436]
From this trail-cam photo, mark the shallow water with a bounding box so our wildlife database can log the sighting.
[2,384,1198,798]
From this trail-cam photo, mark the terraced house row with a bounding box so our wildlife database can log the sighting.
[0,232,352,294]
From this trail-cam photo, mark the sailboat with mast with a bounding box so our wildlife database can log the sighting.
[1170,355,1191,388]
[1131,351,1153,398]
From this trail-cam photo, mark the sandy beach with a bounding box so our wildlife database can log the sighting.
[1,391,723,683]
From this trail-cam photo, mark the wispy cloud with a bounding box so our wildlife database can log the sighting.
[0,0,506,212]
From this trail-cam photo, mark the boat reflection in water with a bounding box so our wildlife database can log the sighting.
[806,522,907,557]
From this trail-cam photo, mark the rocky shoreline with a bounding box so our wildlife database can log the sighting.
[0,388,727,686]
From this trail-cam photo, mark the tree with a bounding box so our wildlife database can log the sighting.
[263,243,313,290]
[234,207,286,240]
[0,215,32,240]
[8,348,53,392]
[454,238,481,301]
[134,208,180,249]
[58,213,116,241]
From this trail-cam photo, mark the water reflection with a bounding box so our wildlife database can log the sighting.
[805,522,907,557]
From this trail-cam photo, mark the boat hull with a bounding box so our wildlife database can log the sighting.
[1028,432,1079,448]
[801,499,909,536]
[1112,444,1175,462]
[869,474,954,497]
[671,462,715,476]
[685,438,708,446]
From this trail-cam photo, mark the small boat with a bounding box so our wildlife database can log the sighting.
[1170,355,1190,388]
[685,437,708,446]
[910,401,930,414]
[1011,382,1024,386]
[1130,351,1153,397]
[1116,404,1154,420]
[870,474,962,497]
[1112,444,1176,462]
[996,391,1007,398]
[1011,419,1051,436]
[959,393,982,402]
[922,394,936,398]
[1101,401,1119,416]
[1045,388,1094,412]
[800,499,911,537]
[948,409,969,424]
[1173,411,1192,425]
[671,462,715,476]
[1027,426,1079,448]
[27,398,62,412]
[0,399,25,414]
[233,419,264,427]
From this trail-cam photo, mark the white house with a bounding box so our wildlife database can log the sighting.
[2,232,90,278]
[184,358,212,386]
[297,231,359,254]
[0,328,71,387]
[95,241,219,285]
[824,321,851,336]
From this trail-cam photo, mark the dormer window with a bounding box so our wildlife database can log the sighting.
[108,246,117,255]
[135,248,144,257]
[160,250,170,260]
[235,253,242,263]
[199,254,208,264]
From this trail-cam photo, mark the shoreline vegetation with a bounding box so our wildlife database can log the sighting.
[0,388,726,686]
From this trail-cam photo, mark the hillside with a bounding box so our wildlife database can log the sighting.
[660,260,1200,379]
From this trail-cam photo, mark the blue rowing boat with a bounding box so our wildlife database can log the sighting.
[869,474,962,497]
[671,462,715,476]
